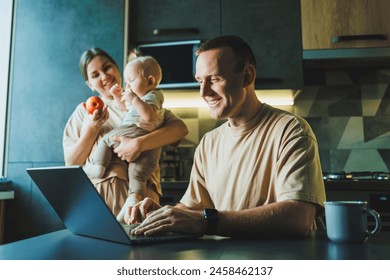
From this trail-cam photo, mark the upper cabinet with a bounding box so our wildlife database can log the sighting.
[129,0,220,43]
[129,0,303,90]
[301,0,390,59]
[221,0,302,89]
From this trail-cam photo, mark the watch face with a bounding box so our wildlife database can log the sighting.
[204,209,219,235]
[203,208,218,220]
[204,208,219,220]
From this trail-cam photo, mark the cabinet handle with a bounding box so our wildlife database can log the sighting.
[153,28,200,36]
[256,78,284,84]
[332,34,387,44]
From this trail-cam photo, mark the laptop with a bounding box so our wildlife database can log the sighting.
[26,165,202,245]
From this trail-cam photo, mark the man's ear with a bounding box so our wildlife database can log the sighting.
[243,64,256,87]
[85,81,95,92]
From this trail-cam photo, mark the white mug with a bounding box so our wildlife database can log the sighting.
[324,201,381,243]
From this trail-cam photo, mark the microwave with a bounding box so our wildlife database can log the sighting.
[136,40,201,89]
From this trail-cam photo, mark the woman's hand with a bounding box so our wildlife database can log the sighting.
[65,104,109,166]
[112,135,142,162]
[85,105,109,132]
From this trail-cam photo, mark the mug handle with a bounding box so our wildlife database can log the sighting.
[366,209,382,237]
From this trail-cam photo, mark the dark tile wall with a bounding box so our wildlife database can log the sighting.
[299,68,390,173]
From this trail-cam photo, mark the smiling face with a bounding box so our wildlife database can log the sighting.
[85,55,121,99]
[195,47,247,121]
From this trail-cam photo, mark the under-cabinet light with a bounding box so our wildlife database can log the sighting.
[163,89,297,108]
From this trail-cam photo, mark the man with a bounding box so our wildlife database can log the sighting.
[119,35,326,238]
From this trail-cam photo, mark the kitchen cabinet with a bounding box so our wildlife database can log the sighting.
[301,0,390,50]
[129,0,220,43]
[129,0,303,89]
[221,0,302,89]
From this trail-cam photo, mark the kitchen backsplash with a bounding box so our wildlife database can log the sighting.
[161,67,390,181]
[299,67,390,173]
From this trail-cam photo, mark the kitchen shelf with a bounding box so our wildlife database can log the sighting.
[303,47,390,60]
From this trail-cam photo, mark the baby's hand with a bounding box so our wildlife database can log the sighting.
[110,83,123,98]
[121,90,137,103]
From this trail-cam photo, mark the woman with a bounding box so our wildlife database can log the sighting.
[63,48,188,220]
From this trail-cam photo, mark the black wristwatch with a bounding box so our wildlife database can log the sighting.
[203,208,219,235]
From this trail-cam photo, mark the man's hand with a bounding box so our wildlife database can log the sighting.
[131,203,205,236]
[126,197,162,225]
[112,135,142,162]
[116,195,140,223]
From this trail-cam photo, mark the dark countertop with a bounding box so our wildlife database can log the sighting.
[1,229,390,260]
[162,180,390,191]
[325,179,390,191]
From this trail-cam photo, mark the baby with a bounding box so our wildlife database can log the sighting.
[86,56,165,220]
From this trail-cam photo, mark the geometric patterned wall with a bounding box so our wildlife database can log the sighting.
[297,68,390,173]
[166,67,390,181]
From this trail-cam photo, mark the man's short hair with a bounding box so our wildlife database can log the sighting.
[196,35,257,71]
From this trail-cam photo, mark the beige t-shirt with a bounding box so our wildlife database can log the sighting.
[181,104,326,214]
